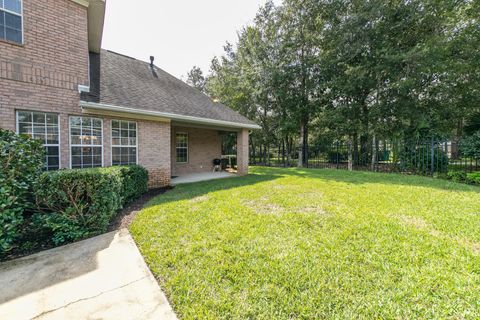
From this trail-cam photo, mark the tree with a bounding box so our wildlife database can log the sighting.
[186,66,206,93]
[205,0,479,169]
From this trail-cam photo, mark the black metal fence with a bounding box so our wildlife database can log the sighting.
[250,139,479,176]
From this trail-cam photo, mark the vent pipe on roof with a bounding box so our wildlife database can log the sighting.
[150,56,155,68]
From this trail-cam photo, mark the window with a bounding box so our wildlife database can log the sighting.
[176,133,188,163]
[0,0,23,44]
[70,116,103,169]
[111,120,137,165]
[17,111,60,171]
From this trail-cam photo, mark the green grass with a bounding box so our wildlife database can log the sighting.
[130,167,480,319]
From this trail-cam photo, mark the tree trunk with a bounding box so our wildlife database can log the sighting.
[353,132,359,165]
[298,117,309,167]
[303,121,309,167]
[348,137,353,171]
[371,134,377,171]
[360,134,368,165]
[298,120,305,167]
[286,136,292,166]
[259,145,263,165]
[263,144,270,165]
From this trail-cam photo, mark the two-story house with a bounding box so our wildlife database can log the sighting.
[0,0,259,188]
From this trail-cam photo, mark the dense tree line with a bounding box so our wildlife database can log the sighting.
[187,0,479,166]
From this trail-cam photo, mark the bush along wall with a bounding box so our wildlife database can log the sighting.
[34,165,149,246]
[0,129,44,255]
[118,165,149,203]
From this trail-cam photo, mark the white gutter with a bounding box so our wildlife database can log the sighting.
[80,101,262,130]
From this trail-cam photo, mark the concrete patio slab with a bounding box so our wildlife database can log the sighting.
[171,171,236,185]
[0,229,177,320]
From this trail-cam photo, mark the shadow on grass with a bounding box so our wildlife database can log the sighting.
[144,172,283,209]
[141,167,479,210]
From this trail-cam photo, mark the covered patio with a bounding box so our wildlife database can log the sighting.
[169,122,251,185]
[79,50,260,188]
[171,171,236,185]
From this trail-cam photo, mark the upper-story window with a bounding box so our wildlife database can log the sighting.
[0,0,23,44]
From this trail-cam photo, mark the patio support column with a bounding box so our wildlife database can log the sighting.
[237,128,249,175]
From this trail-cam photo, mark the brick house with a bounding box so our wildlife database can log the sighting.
[0,0,260,188]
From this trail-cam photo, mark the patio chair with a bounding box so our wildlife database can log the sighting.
[213,158,222,172]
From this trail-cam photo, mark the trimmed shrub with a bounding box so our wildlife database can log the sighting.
[446,171,467,183]
[118,165,148,204]
[466,171,480,185]
[34,168,123,244]
[0,129,44,254]
[34,165,148,245]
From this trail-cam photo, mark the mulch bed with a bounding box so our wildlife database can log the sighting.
[108,187,172,231]
[1,187,172,263]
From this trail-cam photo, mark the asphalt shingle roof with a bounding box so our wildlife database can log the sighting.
[81,50,258,127]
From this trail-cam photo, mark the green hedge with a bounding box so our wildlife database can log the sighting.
[34,165,148,245]
[446,171,467,183]
[0,129,44,253]
[466,172,480,185]
[117,165,149,203]
[445,170,480,185]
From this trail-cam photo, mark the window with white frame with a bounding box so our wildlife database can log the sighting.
[17,111,59,171]
[111,120,137,166]
[0,0,23,44]
[70,116,103,169]
[176,132,188,163]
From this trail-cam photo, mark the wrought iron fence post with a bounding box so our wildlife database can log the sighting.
[431,137,435,175]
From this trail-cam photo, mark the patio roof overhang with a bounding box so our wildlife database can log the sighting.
[80,101,262,130]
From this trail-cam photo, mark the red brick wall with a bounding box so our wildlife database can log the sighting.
[0,0,172,188]
[171,126,222,176]
[237,128,249,175]
[138,119,171,188]
[0,0,89,90]
[0,0,89,169]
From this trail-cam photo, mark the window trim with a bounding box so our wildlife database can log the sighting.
[175,132,189,164]
[0,0,24,45]
[110,119,138,166]
[15,110,61,170]
[69,116,104,169]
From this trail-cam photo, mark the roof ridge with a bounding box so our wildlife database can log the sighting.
[88,49,259,127]
[105,49,138,60]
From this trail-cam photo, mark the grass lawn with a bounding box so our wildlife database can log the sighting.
[130,167,480,319]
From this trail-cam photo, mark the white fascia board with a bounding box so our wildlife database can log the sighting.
[70,0,105,53]
[70,0,89,7]
[80,101,262,130]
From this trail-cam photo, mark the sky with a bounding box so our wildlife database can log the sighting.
[102,0,281,80]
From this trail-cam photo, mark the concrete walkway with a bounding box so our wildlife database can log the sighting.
[0,229,177,320]
[172,171,236,185]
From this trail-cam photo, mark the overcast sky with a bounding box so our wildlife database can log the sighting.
[102,0,281,80]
